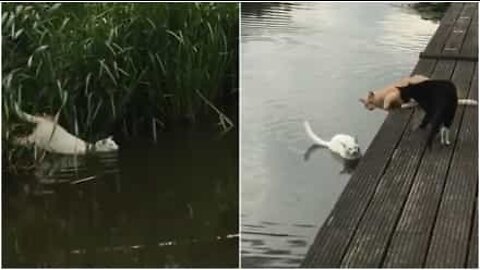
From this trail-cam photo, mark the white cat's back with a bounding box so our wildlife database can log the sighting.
[30,120,88,154]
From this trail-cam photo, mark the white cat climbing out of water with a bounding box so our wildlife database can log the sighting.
[13,103,119,155]
[303,120,361,160]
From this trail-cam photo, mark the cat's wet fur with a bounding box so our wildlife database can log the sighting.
[13,104,119,154]
[303,121,361,160]
[303,144,361,174]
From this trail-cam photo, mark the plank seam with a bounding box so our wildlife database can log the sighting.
[464,187,478,267]
[377,114,437,267]
[379,61,459,267]
[458,4,478,52]
[421,61,474,267]
[338,61,439,266]
[419,53,478,61]
[464,65,478,266]
[440,3,468,53]
[336,110,416,267]
[456,5,475,54]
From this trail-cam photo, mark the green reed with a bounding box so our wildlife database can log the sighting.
[2,3,238,145]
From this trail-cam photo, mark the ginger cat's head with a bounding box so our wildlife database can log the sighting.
[359,91,377,111]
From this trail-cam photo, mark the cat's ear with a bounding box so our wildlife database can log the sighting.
[359,98,366,104]
[368,91,374,98]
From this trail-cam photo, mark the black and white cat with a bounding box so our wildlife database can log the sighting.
[398,79,465,148]
[13,104,118,155]
[303,120,361,160]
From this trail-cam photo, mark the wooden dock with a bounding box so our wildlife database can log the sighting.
[302,3,478,268]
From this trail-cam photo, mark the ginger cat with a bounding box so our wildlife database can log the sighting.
[360,75,429,111]
[359,75,477,111]
[359,75,430,111]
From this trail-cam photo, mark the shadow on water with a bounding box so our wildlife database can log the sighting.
[303,145,361,175]
[2,128,238,267]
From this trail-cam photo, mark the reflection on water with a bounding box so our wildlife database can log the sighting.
[303,145,362,175]
[3,129,238,267]
[241,2,439,268]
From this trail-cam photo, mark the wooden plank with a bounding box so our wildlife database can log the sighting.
[301,59,436,268]
[440,3,466,25]
[460,3,478,57]
[467,201,478,268]
[419,53,477,61]
[339,60,455,268]
[424,64,478,267]
[423,3,465,55]
[442,3,476,55]
[382,61,476,268]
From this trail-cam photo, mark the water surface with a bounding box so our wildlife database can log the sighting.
[3,128,238,267]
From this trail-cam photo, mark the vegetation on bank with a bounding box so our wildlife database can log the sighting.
[2,3,238,140]
[2,3,238,169]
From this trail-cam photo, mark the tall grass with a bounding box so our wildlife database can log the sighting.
[2,3,238,145]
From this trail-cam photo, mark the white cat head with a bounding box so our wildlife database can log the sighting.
[340,137,361,159]
[346,144,361,158]
[94,136,119,152]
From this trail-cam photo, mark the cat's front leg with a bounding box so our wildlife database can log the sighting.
[440,126,451,146]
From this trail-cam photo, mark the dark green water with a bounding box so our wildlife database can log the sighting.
[3,129,238,267]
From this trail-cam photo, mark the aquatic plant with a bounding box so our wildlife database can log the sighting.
[2,3,238,143]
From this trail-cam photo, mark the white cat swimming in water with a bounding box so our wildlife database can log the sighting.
[303,121,361,160]
[13,104,119,155]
